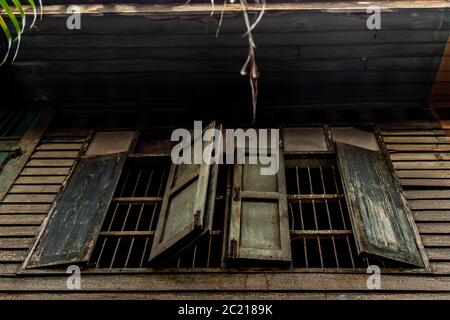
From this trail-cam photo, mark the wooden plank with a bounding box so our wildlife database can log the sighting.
[0,108,56,203]
[427,248,450,261]
[4,272,450,291]
[409,200,450,210]
[0,238,33,249]
[399,179,450,187]
[394,161,450,170]
[383,136,450,144]
[2,194,56,204]
[0,226,39,237]
[381,129,445,136]
[8,185,61,194]
[387,144,450,151]
[0,214,46,225]
[26,159,75,167]
[422,235,450,247]
[31,151,79,159]
[0,263,19,274]
[397,170,450,179]
[21,167,71,176]
[15,176,66,185]
[405,190,450,199]
[0,250,28,262]
[431,262,450,274]
[417,223,450,234]
[390,153,450,161]
[45,129,90,137]
[0,204,51,214]
[35,143,83,151]
[413,211,450,222]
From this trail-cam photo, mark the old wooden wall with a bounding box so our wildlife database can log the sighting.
[9,3,450,122]
[0,128,89,275]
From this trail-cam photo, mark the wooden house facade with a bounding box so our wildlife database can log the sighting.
[1,1,450,299]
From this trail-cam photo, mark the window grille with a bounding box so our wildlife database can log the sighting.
[286,156,402,269]
[89,158,227,269]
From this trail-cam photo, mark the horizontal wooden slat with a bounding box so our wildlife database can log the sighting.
[0,238,33,249]
[384,136,450,144]
[422,235,450,247]
[0,226,39,237]
[0,204,51,214]
[427,248,450,261]
[409,200,450,210]
[21,167,71,176]
[40,138,86,143]
[31,151,79,159]
[8,185,61,194]
[3,272,450,291]
[381,129,446,136]
[26,159,75,167]
[45,129,90,137]
[0,250,28,262]
[35,143,83,151]
[413,211,450,222]
[397,170,450,178]
[2,194,56,204]
[390,153,450,161]
[399,179,450,187]
[417,223,450,234]
[387,144,450,152]
[394,161,450,170]
[0,214,46,225]
[0,263,20,274]
[15,176,67,185]
[405,190,450,199]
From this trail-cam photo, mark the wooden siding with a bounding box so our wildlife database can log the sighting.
[9,2,450,122]
[0,128,88,275]
[380,122,450,274]
[0,120,449,299]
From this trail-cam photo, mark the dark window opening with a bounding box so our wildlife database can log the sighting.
[285,156,407,269]
[88,158,228,269]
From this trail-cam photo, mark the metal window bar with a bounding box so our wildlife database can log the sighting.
[89,159,226,269]
[286,157,397,269]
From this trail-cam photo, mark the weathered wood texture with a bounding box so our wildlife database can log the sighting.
[10,5,450,121]
[0,128,88,274]
[336,142,424,266]
[381,122,450,274]
[27,153,127,268]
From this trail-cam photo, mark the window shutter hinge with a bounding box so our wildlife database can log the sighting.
[229,238,238,259]
[233,186,241,201]
[194,210,201,227]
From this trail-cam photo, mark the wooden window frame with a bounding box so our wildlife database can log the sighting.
[17,124,431,274]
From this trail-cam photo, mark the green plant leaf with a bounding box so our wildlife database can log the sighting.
[0,0,22,41]
[11,0,27,33]
[0,15,12,66]
[27,0,38,28]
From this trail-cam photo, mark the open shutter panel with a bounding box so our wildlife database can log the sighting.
[26,131,136,268]
[26,153,127,268]
[336,142,425,267]
[149,121,219,263]
[228,149,292,265]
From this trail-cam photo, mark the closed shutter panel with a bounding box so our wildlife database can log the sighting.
[336,142,425,267]
[227,149,291,265]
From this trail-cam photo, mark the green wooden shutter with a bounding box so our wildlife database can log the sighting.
[227,149,292,265]
[149,121,219,263]
[26,153,127,268]
[336,142,425,267]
